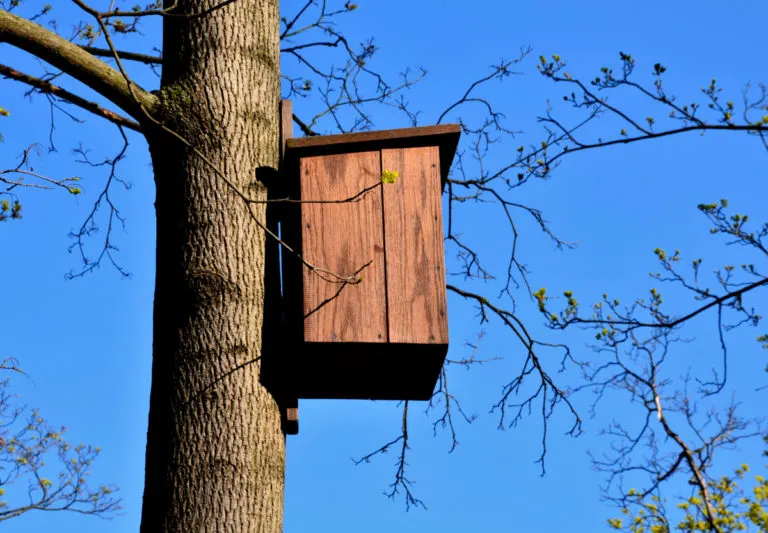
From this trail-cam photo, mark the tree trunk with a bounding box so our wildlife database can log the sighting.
[140,1,283,531]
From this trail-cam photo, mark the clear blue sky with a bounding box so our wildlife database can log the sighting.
[1,1,766,531]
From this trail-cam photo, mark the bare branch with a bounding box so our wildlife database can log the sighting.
[353,402,425,510]
[0,63,142,131]
[0,10,157,121]
[66,127,132,279]
[292,113,318,137]
[79,45,162,65]
[1,143,83,195]
[446,283,582,472]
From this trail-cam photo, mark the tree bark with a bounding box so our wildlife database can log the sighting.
[141,1,284,532]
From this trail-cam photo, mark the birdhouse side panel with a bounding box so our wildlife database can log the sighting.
[300,152,388,344]
[381,146,448,345]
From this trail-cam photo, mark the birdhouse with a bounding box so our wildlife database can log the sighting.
[279,124,460,401]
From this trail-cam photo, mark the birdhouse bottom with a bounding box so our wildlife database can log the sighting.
[291,342,447,400]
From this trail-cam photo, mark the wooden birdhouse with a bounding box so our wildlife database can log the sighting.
[278,122,460,402]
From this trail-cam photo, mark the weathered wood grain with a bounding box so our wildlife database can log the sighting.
[381,146,448,345]
[300,151,387,344]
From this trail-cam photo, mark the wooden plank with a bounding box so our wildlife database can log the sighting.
[288,124,459,150]
[381,146,448,345]
[275,99,299,435]
[301,151,388,344]
[286,124,460,186]
[281,400,299,435]
[280,99,293,159]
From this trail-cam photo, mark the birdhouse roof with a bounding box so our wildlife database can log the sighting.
[284,124,461,185]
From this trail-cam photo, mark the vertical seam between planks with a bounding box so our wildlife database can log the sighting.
[379,149,390,343]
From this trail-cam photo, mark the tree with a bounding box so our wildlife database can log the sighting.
[2,1,284,530]
[1,2,766,532]
[1,1,427,530]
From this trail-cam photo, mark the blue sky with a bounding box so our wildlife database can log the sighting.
[1,1,766,531]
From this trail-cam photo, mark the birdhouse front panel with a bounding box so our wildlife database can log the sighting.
[300,151,388,345]
[380,146,448,346]
[299,145,448,350]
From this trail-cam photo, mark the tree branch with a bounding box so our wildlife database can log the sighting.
[558,276,768,331]
[0,63,141,132]
[79,45,162,65]
[0,10,157,122]
[292,113,318,136]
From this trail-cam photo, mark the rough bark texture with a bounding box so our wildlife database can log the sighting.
[141,1,283,531]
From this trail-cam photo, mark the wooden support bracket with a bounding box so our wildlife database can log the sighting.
[277,100,299,435]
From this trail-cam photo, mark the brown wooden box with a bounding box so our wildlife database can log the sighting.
[280,124,460,400]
